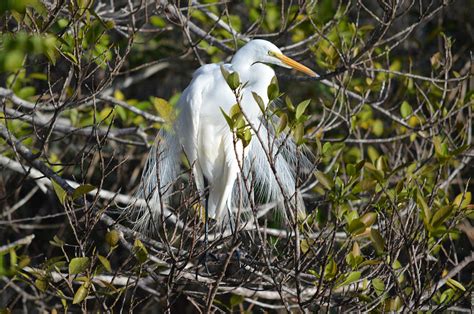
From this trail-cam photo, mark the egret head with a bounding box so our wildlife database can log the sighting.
[233,39,317,77]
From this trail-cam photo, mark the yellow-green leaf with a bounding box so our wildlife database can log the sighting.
[252,91,265,113]
[69,257,90,275]
[98,255,112,272]
[73,282,90,304]
[336,271,361,288]
[52,180,67,205]
[372,278,385,296]
[226,72,240,90]
[133,239,148,264]
[295,99,310,120]
[347,219,366,235]
[314,171,334,190]
[446,278,466,292]
[277,113,288,134]
[72,184,95,200]
[35,278,48,292]
[400,101,412,118]
[431,205,454,227]
[370,228,385,253]
[105,230,120,247]
[453,192,471,209]
[294,122,305,146]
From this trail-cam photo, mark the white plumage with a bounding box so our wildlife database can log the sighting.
[130,39,316,232]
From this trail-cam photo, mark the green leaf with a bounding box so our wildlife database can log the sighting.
[353,179,377,194]
[277,113,288,134]
[323,258,337,280]
[372,119,384,136]
[416,189,431,223]
[16,86,36,99]
[252,91,265,113]
[294,122,305,145]
[105,230,120,247]
[72,184,95,200]
[73,282,90,304]
[352,242,361,257]
[295,99,311,120]
[226,72,240,90]
[446,278,466,292]
[384,296,402,311]
[241,128,252,148]
[364,162,384,182]
[4,50,25,71]
[370,229,385,253]
[98,255,112,272]
[439,288,455,304]
[453,192,471,209]
[133,239,148,264]
[372,278,385,296]
[336,271,361,288]
[400,101,412,118]
[375,156,389,173]
[346,164,356,176]
[35,278,48,292]
[64,51,78,64]
[219,64,230,80]
[360,212,377,227]
[322,142,332,154]
[69,257,90,275]
[230,294,245,308]
[314,171,334,190]
[267,77,279,100]
[150,16,166,28]
[52,180,67,205]
[49,235,65,247]
[347,219,366,235]
[284,95,294,111]
[220,107,234,129]
[433,136,449,159]
[431,205,454,227]
[367,146,379,162]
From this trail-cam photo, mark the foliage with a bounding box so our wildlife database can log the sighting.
[0,0,473,312]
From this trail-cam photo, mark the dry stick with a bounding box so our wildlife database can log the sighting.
[0,234,35,253]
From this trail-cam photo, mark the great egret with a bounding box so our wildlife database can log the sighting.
[131,39,316,233]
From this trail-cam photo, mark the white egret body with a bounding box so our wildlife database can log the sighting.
[132,40,316,231]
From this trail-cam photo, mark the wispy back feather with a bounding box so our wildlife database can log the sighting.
[125,130,181,233]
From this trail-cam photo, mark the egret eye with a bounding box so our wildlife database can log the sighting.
[268,51,277,57]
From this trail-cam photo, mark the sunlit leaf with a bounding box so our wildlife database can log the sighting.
[372,278,385,296]
[73,282,90,304]
[336,271,361,288]
[72,184,95,200]
[431,205,454,227]
[295,99,311,120]
[105,230,120,247]
[69,257,90,275]
[400,101,412,118]
[52,180,67,205]
[98,255,112,272]
[133,239,148,264]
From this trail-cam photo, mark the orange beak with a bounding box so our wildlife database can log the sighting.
[274,53,317,77]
